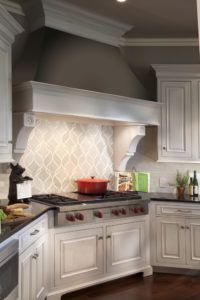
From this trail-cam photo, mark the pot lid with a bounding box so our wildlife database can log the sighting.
[76,177,109,183]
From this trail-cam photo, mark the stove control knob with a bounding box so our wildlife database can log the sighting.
[111,209,119,216]
[75,213,84,221]
[66,214,76,222]
[140,207,145,213]
[121,208,127,215]
[134,207,140,214]
[94,211,103,218]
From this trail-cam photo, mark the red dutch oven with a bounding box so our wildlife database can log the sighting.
[75,176,110,195]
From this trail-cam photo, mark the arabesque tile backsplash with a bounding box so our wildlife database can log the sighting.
[19,119,113,194]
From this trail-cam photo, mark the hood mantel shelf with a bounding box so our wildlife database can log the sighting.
[13,81,161,167]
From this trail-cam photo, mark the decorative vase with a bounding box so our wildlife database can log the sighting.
[176,186,185,199]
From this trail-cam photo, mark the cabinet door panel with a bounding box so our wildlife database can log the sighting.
[0,41,12,161]
[186,219,200,266]
[35,235,48,300]
[160,81,192,159]
[18,245,33,300]
[107,221,146,273]
[156,217,185,265]
[55,227,103,286]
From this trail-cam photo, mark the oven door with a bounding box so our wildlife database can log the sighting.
[0,240,18,300]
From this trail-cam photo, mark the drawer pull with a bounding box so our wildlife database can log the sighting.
[107,235,111,239]
[30,229,40,236]
[180,226,185,229]
[98,236,103,240]
[186,226,190,230]
[177,209,191,213]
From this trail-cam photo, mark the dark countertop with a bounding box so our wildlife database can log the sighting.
[150,193,200,203]
[0,200,54,244]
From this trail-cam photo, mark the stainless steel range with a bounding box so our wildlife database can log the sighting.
[32,191,148,226]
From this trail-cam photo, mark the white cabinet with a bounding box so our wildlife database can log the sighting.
[49,216,151,299]
[18,214,48,300]
[0,6,23,162]
[153,64,200,163]
[155,216,185,265]
[151,201,200,269]
[159,81,192,160]
[54,227,104,287]
[19,235,48,300]
[106,221,146,273]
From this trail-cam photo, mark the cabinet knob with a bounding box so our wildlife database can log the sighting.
[107,235,111,239]
[181,226,185,229]
[98,236,103,240]
[163,146,166,150]
[186,226,190,229]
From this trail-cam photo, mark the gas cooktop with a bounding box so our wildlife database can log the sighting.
[31,191,142,206]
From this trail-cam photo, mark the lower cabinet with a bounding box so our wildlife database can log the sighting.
[106,222,146,273]
[19,234,48,300]
[54,227,104,286]
[151,202,200,268]
[53,217,150,294]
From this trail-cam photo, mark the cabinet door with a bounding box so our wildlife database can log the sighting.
[18,244,34,300]
[106,221,146,274]
[186,219,200,266]
[155,217,185,265]
[159,81,192,159]
[33,235,48,300]
[54,227,104,287]
[0,40,12,162]
[19,235,48,300]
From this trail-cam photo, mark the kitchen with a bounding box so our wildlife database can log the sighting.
[0,0,200,300]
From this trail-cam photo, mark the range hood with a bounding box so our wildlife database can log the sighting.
[13,81,161,170]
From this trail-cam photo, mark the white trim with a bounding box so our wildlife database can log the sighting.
[0,4,24,44]
[124,38,198,47]
[13,81,161,125]
[0,0,25,16]
[25,0,132,46]
[152,64,200,78]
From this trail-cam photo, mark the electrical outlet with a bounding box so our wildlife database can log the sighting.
[159,177,170,188]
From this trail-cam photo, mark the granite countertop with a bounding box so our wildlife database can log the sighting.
[0,200,54,243]
[150,193,200,203]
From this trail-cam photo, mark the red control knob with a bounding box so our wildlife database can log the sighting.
[66,214,76,222]
[111,209,119,216]
[75,213,84,221]
[94,211,103,218]
[121,208,127,215]
[140,207,145,213]
[134,207,140,214]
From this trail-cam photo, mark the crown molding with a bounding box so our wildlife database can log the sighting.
[0,0,25,16]
[152,64,200,78]
[25,0,132,46]
[124,38,198,47]
[0,4,24,44]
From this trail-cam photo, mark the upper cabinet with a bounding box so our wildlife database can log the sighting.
[0,4,23,162]
[153,65,200,163]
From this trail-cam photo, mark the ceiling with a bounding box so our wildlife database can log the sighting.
[65,0,198,38]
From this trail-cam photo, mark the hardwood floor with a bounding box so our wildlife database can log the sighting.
[61,273,200,300]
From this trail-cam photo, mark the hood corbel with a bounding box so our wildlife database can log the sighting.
[13,112,36,160]
[114,125,145,171]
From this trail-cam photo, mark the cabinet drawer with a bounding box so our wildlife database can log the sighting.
[155,204,200,217]
[19,215,48,253]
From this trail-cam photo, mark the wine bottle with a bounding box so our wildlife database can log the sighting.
[189,177,193,197]
[193,171,199,197]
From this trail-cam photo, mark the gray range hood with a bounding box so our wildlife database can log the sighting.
[13,81,161,170]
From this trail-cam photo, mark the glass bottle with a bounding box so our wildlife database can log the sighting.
[193,171,199,197]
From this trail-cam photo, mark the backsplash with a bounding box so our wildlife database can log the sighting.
[19,119,113,194]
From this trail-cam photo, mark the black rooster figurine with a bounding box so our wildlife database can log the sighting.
[8,162,33,204]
